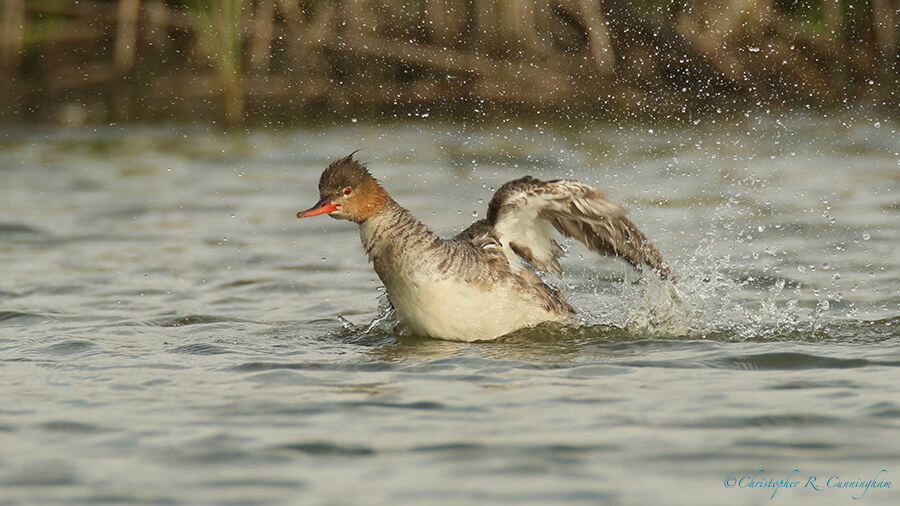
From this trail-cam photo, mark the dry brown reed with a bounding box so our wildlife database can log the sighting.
[0,0,896,125]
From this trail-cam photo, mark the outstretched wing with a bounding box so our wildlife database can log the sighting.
[478,176,670,279]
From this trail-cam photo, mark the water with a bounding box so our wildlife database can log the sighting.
[1,113,898,505]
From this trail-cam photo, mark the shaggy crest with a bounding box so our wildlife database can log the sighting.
[318,151,373,195]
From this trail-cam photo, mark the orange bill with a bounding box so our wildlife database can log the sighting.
[297,197,339,218]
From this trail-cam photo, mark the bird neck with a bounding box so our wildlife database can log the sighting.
[358,199,440,279]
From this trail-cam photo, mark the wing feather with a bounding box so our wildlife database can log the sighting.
[483,176,670,279]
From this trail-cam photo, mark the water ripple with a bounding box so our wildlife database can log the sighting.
[624,351,900,370]
[37,421,110,434]
[276,442,375,456]
[688,414,846,428]
[41,340,95,356]
[732,440,839,450]
[769,379,862,390]
[170,343,233,355]
[715,352,887,370]
[0,311,51,326]
[865,402,900,419]
[226,361,396,373]
[152,314,250,327]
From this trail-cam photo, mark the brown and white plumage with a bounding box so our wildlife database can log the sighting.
[297,154,670,341]
[459,176,670,279]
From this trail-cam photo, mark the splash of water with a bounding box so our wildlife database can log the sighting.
[615,232,833,340]
[625,280,695,336]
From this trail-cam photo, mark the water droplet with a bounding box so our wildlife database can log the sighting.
[757,225,765,232]
[351,118,358,123]
[471,210,478,217]
[833,273,841,280]
[862,233,871,240]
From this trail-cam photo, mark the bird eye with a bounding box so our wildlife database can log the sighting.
[343,187,352,196]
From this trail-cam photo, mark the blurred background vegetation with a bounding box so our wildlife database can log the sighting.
[0,0,897,126]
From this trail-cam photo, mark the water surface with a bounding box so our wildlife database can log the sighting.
[1,113,898,505]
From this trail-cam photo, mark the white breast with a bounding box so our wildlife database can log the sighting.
[385,274,566,342]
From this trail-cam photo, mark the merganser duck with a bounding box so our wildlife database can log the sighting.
[298,154,670,342]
